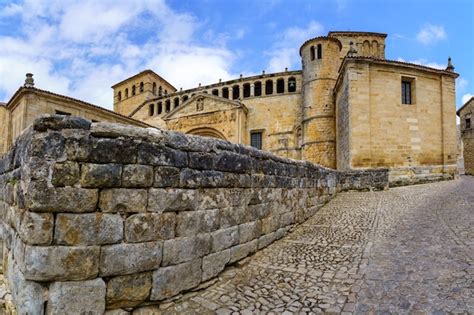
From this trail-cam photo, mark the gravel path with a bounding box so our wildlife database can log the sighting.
[160,176,473,314]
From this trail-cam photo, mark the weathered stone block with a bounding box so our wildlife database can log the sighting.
[162,234,211,266]
[219,206,246,228]
[6,253,47,315]
[100,241,162,276]
[261,215,280,235]
[153,166,181,187]
[125,213,175,243]
[279,212,295,228]
[176,210,220,237]
[25,181,98,213]
[47,279,106,314]
[202,249,230,281]
[81,163,122,188]
[55,213,123,245]
[148,188,199,212]
[239,221,261,244]
[33,115,91,132]
[51,161,80,186]
[210,226,239,252]
[30,131,65,160]
[99,188,147,213]
[18,210,53,245]
[137,142,188,167]
[179,169,225,188]
[150,259,201,300]
[23,245,100,281]
[229,239,258,264]
[258,231,277,249]
[188,152,215,170]
[90,122,150,139]
[106,272,152,309]
[122,164,154,188]
[66,136,138,164]
[214,151,252,174]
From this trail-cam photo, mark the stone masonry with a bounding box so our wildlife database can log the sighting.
[0,115,388,314]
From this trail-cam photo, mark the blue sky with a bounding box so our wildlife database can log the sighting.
[0,0,472,110]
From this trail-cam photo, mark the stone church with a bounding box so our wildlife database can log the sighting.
[0,31,459,185]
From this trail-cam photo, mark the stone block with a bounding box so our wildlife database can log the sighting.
[202,249,230,281]
[153,166,181,187]
[179,169,225,188]
[18,210,53,245]
[55,213,123,245]
[23,245,100,281]
[279,212,295,227]
[162,234,211,266]
[176,210,220,237]
[25,181,98,213]
[214,151,252,174]
[51,161,80,187]
[188,152,215,170]
[100,241,162,276]
[81,163,122,188]
[125,213,175,243]
[229,240,258,264]
[239,221,261,244]
[137,142,188,167]
[33,115,91,131]
[150,259,201,301]
[219,206,246,228]
[90,122,151,139]
[258,232,277,249]
[99,188,147,213]
[122,164,154,188]
[148,188,199,212]
[6,253,47,315]
[30,131,65,160]
[106,272,152,309]
[261,215,280,235]
[67,137,138,164]
[210,226,239,252]
[47,279,106,314]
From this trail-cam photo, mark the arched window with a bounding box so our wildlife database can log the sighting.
[132,85,136,96]
[317,44,322,59]
[310,46,315,60]
[157,102,163,115]
[243,83,250,98]
[288,77,296,92]
[212,89,219,96]
[254,81,262,96]
[158,86,162,96]
[222,87,229,99]
[232,85,240,100]
[140,82,144,93]
[371,40,379,56]
[118,91,122,101]
[265,80,273,95]
[149,103,154,116]
[174,97,179,108]
[182,95,189,102]
[164,90,168,95]
[152,82,157,95]
[165,99,171,112]
[125,88,129,98]
[276,78,284,94]
[363,40,370,55]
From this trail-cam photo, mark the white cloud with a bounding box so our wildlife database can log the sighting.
[0,0,239,110]
[462,93,473,105]
[416,24,447,45]
[267,21,324,73]
[457,78,468,92]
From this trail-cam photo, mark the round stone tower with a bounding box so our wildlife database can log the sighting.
[300,36,342,168]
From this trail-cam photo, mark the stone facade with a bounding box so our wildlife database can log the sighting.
[457,97,474,175]
[0,116,388,314]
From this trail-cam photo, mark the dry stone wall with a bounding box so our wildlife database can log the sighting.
[0,116,388,314]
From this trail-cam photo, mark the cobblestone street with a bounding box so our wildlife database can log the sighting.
[158,177,473,314]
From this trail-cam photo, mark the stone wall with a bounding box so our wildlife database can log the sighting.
[0,116,388,314]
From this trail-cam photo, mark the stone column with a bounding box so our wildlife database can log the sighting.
[283,79,286,93]
[250,84,255,97]
[273,81,277,95]
[229,88,233,100]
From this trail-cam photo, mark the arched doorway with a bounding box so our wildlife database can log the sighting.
[186,127,227,140]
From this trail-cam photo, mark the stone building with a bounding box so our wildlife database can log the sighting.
[0,31,460,184]
[457,97,473,175]
[0,74,149,154]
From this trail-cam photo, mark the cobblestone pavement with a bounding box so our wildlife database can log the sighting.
[158,177,473,314]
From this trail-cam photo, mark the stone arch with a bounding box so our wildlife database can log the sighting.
[363,40,370,56]
[186,127,227,140]
[371,40,379,57]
